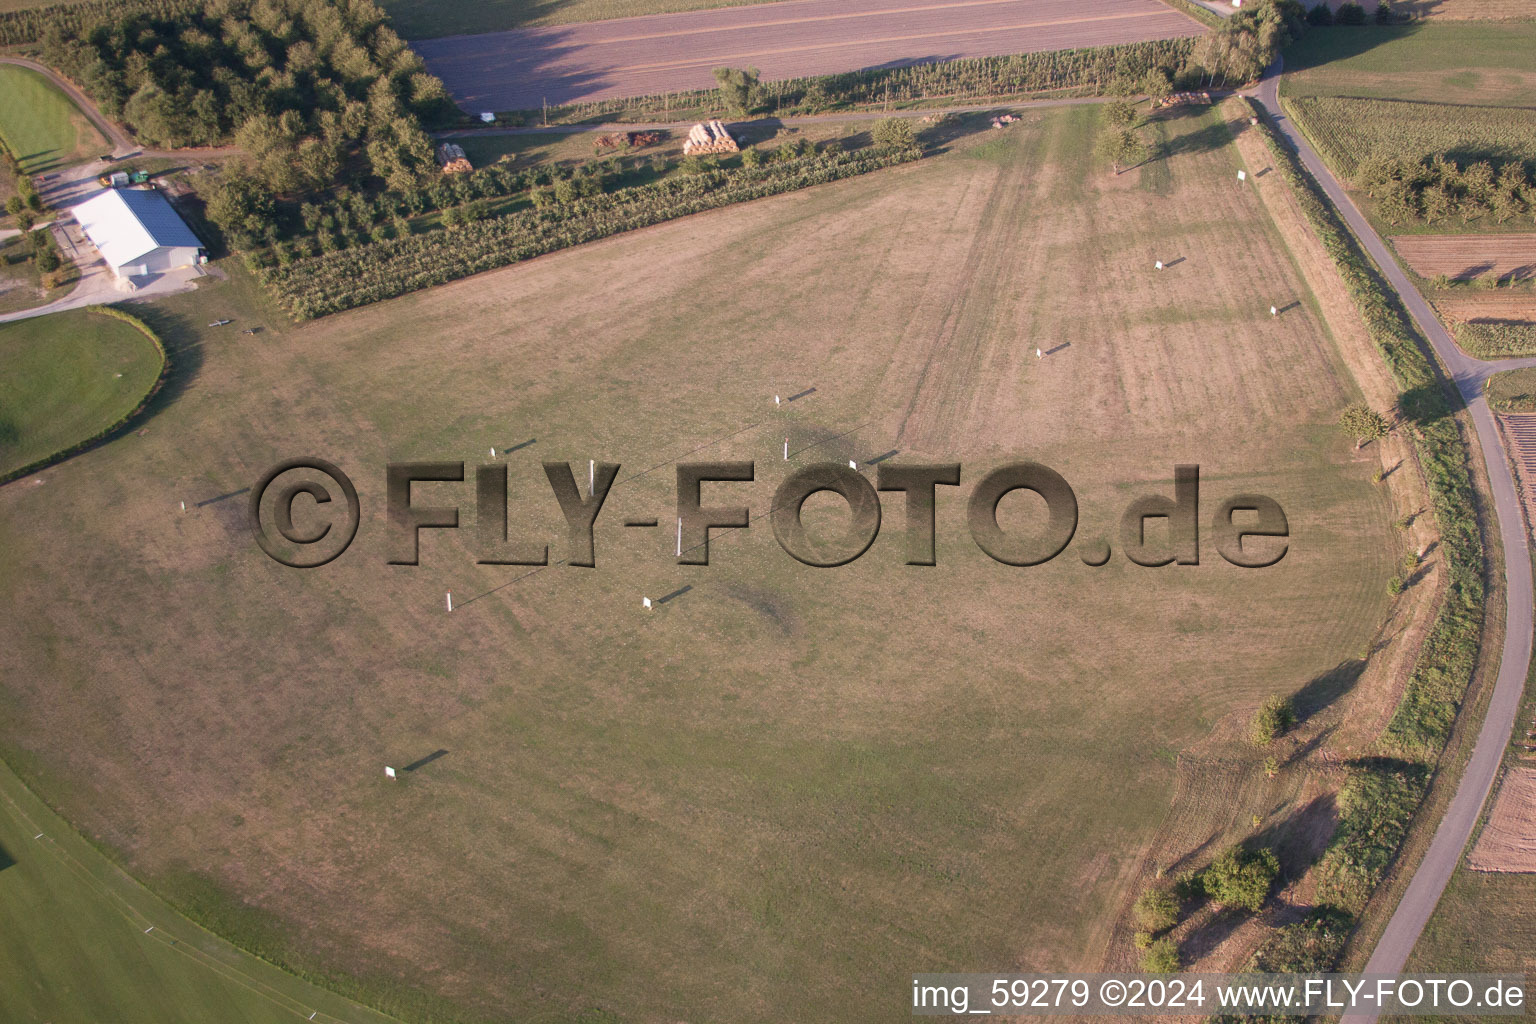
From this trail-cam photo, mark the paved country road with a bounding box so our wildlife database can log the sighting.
[1251,61,1535,1020]
[413,0,1203,112]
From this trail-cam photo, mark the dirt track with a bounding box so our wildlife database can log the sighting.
[412,0,1203,111]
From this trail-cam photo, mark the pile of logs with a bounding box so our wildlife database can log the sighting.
[1154,91,1212,109]
[436,142,473,174]
[682,120,738,156]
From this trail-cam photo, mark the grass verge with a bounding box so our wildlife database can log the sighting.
[1243,95,1486,922]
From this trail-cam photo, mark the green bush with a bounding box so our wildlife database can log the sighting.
[1203,844,1279,912]
[1250,694,1296,745]
[1455,321,1536,360]
[1336,2,1367,23]
[872,118,918,150]
[1140,937,1181,973]
[1133,886,1179,933]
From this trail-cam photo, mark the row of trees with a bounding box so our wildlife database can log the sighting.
[259,144,924,317]
[1356,155,1536,227]
[1095,99,1150,175]
[36,0,452,195]
[1188,0,1307,89]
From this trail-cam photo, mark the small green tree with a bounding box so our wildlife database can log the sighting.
[1374,0,1394,23]
[35,248,61,273]
[1204,844,1280,912]
[1140,937,1181,973]
[1306,2,1333,24]
[1338,403,1389,449]
[15,209,34,232]
[1103,99,1138,130]
[713,66,763,116]
[1250,694,1296,745]
[1134,886,1180,933]
[1097,127,1148,175]
[4,195,22,218]
[871,117,917,150]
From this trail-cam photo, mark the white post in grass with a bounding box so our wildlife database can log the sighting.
[446,591,453,613]
[180,500,185,512]
[676,517,682,557]
[490,447,496,458]
[385,766,396,779]
[1237,169,1246,182]
[784,438,788,460]
[1036,348,1042,359]
[643,596,652,609]
[775,395,781,407]
[1270,305,1278,317]
[1155,260,1163,270]
[849,460,857,470]
[589,459,595,497]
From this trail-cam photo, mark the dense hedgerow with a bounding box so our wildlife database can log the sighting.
[1244,97,1485,917]
[262,146,923,317]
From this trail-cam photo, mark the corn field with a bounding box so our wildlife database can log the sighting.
[1287,96,1536,180]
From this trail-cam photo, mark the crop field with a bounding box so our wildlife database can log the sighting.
[1283,23,1536,108]
[1284,96,1536,181]
[0,308,163,479]
[0,106,1402,1022]
[1392,234,1536,282]
[0,64,107,174]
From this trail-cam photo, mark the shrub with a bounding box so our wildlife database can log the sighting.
[1250,694,1295,745]
[1134,886,1180,933]
[1203,844,1279,912]
[1338,403,1389,449]
[35,248,60,273]
[1306,2,1333,24]
[1336,2,1367,23]
[1140,937,1180,973]
[740,147,763,168]
[872,117,917,150]
[1374,0,1394,23]
[1133,929,1153,949]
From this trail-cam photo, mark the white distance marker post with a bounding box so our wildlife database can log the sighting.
[490,447,496,458]
[1270,305,1278,317]
[849,460,858,470]
[589,459,595,497]
[676,517,682,557]
[1036,348,1042,359]
[385,766,396,779]
[1155,260,1163,270]
[784,438,788,461]
[446,591,453,612]
[643,597,652,610]
[1237,169,1247,182]
[775,395,781,407]
[180,500,186,512]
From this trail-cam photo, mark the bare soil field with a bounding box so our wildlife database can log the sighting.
[1468,764,1536,872]
[412,0,1202,111]
[1392,234,1536,281]
[1468,767,1536,872]
[1433,291,1536,323]
[0,107,1399,1023]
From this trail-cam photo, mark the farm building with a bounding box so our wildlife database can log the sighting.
[73,187,203,280]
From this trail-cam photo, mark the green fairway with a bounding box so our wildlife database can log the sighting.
[0,64,107,173]
[0,308,163,479]
[0,756,407,1023]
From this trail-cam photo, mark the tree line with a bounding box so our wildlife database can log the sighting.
[33,0,454,196]
[1357,155,1536,229]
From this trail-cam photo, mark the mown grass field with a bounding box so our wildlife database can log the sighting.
[1283,23,1536,108]
[0,308,163,478]
[0,63,107,174]
[0,106,1401,1022]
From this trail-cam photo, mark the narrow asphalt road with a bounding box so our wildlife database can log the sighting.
[1253,61,1534,1016]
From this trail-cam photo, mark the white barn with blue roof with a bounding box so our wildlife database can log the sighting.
[73,187,204,280]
